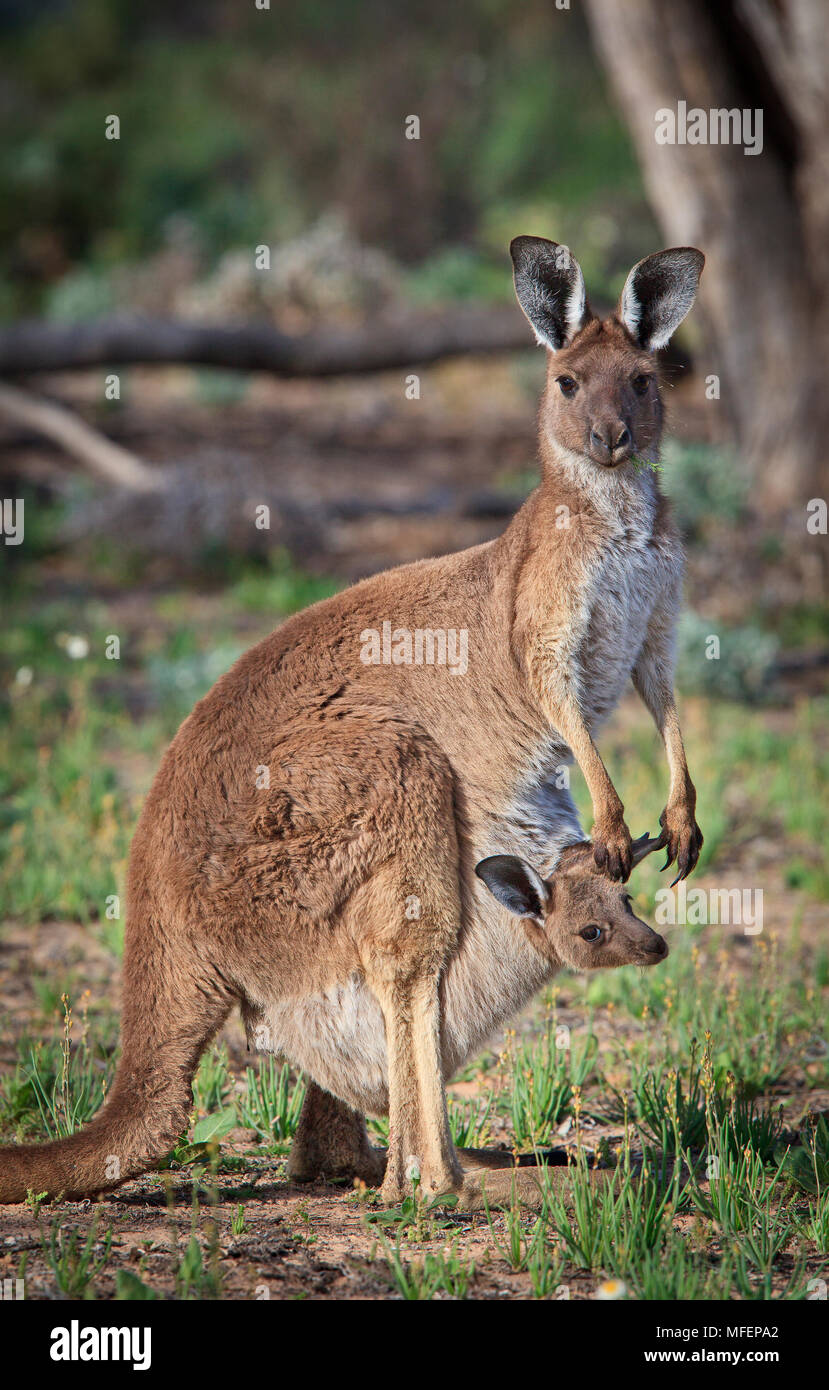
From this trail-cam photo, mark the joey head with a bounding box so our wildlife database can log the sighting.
[476,834,669,971]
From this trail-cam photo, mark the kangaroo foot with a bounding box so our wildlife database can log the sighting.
[379,1141,464,1206]
[379,1163,464,1206]
[287,1082,385,1186]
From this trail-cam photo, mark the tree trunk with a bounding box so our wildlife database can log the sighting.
[583,0,829,516]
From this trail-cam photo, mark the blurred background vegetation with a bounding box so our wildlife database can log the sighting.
[0,0,650,320]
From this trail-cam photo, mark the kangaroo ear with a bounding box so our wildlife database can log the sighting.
[618,247,704,352]
[475,855,551,923]
[510,236,592,351]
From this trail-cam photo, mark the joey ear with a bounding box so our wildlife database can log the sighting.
[475,855,551,923]
[618,247,704,351]
[510,236,592,351]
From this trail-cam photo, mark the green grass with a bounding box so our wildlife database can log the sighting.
[622,1044,784,1162]
[40,1216,113,1299]
[227,548,341,616]
[0,546,345,924]
[447,1093,493,1148]
[505,1016,597,1148]
[582,922,826,1094]
[0,996,117,1142]
[239,1056,306,1148]
[378,1234,476,1300]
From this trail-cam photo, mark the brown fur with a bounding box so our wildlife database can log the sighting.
[0,242,703,1205]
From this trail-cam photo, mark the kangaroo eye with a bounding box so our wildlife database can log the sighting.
[632,373,651,396]
[557,375,578,398]
[581,925,602,942]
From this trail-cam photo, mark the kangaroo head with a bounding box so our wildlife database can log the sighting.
[510,238,704,470]
[475,833,668,971]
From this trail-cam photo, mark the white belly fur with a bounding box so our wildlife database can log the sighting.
[254,752,583,1116]
[257,911,556,1117]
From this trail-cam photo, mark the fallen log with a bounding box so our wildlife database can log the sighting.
[0,306,533,378]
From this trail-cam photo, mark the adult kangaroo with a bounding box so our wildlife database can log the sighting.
[0,239,703,1205]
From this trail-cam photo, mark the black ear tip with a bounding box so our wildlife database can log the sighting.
[681,246,705,273]
[665,246,705,275]
[509,235,537,269]
[509,234,557,264]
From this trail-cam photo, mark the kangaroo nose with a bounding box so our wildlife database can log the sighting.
[590,423,630,460]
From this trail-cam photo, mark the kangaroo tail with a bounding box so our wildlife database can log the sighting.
[0,919,232,1204]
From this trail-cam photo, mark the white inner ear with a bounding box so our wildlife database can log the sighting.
[524,862,551,918]
[564,266,586,341]
[646,302,682,352]
[620,260,699,351]
[532,265,587,352]
[619,268,641,341]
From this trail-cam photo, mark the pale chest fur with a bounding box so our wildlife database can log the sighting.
[557,472,676,731]
[577,523,664,727]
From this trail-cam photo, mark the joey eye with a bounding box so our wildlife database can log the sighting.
[580,924,602,942]
[557,375,578,398]
[632,373,651,396]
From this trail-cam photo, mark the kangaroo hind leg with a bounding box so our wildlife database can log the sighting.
[287,1082,385,1186]
[358,797,464,1204]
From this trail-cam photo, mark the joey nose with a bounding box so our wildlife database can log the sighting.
[645,932,668,960]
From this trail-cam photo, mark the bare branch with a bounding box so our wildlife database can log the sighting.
[0,381,162,492]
